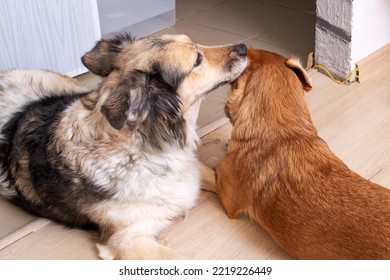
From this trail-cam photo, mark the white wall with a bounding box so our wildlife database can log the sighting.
[97,0,175,37]
[351,0,390,65]
[315,0,390,80]
[0,0,175,76]
[0,0,101,77]
[315,0,353,80]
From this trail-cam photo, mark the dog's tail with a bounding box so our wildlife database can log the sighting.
[0,69,88,130]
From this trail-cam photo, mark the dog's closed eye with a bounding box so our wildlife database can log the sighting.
[194,52,203,68]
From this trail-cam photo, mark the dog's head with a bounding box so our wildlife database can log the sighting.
[82,33,247,149]
[226,48,312,127]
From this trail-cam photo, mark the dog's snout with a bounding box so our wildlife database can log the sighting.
[232,44,247,57]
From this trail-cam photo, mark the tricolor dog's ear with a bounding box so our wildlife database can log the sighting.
[286,58,312,92]
[101,70,149,130]
[82,33,135,76]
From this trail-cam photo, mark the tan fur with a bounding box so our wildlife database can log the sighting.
[214,49,390,259]
[12,150,43,205]
[0,34,247,260]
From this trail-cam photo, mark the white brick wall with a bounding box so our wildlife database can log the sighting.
[315,0,390,81]
[315,0,353,80]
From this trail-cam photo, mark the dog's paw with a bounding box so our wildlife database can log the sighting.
[96,243,115,260]
[120,242,185,260]
[197,160,217,193]
[154,244,186,260]
[99,235,185,260]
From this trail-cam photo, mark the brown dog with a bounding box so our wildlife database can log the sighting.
[213,48,390,259]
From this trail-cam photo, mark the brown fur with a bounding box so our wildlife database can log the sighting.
[213,48,390,259]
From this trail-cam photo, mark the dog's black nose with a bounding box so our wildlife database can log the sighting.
[233,43,247,57]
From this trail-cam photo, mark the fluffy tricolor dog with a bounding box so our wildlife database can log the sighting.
[0,33,247,259]
[209,48,390,259]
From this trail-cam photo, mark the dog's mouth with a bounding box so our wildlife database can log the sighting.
[187,80,230,108]
[201,66,247,97]
[188,56,247,107]
[204,80,230,95]
[208,58,248,94]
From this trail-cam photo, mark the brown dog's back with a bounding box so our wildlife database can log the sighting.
[216,49,390,259]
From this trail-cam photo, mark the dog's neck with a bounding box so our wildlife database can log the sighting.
[60,91,121,143]
[76,90,200,153]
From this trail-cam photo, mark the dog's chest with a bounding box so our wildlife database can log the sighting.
[83,148,200,203]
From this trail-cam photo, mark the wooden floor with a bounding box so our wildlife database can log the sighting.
[0,44,389,260]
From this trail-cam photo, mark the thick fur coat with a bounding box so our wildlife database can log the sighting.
[0,33,247,259]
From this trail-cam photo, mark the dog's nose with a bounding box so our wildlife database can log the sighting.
[233,44,247,57]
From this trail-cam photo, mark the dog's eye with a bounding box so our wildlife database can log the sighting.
[194,52,202,67]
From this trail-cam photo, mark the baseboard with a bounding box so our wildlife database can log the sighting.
[197,117,229,138]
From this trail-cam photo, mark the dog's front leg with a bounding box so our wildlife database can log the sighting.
[97,229,184,260]
[197,160,216,193]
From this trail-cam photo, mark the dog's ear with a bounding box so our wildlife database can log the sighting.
[101,70,148,130]
[82,33,135,77]
[286,58,312,92]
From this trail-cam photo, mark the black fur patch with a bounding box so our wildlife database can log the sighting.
[0,92,112,228]
[107,32,136,53]
[139,72,187,151]
[121,71,187,150]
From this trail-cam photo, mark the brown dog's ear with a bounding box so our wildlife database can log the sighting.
[286,58,312,92]
[82,33,135,76]
[101,70,148,130]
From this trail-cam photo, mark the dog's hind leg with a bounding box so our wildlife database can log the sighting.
[197,160,216,193]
